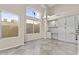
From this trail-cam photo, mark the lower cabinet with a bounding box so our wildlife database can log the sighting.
[66,33,76,43]
[51,33,58,39]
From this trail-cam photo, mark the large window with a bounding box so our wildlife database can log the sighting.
[0,11,19,38]
[26,8,41,34]
[26,8,41,19]
[26,20,33,33]
[34,21,40,33]
[26,20,40,34]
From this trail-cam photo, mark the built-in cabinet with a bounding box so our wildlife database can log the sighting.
[57,17,66,41]
[48,20,58,39]
[57,16,76,43]
[66,16,76,43]
[48,15,79,44]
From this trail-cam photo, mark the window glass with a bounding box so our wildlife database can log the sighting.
[34,21,40,33]
[26,20,40,34]
[26,20,33,33]
[26,8,41,34]
[0,11,19,38]
[26,8,41,19]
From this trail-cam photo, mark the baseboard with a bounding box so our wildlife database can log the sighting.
[50,38,77,45]
[24,38,44,43]
[0,44,24,51]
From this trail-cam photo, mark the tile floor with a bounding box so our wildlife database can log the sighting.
[0,39,77,55]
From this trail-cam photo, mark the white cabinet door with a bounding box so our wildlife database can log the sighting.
[56,17,66,27]
[75,15,79,30]
[58,33,66,41]
[57,16,76,43]
[66,26,75,33]
[66,26,76,43]
[66,16,76,43]
[66,33,76,43]
[66,16,75,26]
[57,17,66,41]
[58,27,66,41]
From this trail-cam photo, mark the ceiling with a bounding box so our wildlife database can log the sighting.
[40,4,56,9]
[39,4,56,15]
[46,4,56,8]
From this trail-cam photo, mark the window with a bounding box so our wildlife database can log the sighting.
[34,21,40,33]
[26,7,41,34]
[0,11,19,38]
[26,20,33,33]
[26,8,41,19]
[26,20,40,34]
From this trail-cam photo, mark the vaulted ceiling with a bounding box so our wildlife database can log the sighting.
[39,4,56,16]
[46,4,56,8]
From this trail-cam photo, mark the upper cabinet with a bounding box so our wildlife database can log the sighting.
[66,16,75,26]
[56,17,66,27]
[48,20,57,27]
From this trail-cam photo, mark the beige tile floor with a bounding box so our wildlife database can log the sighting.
[0,39,77,55]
